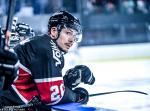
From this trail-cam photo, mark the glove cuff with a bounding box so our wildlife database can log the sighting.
[73,87,89,104]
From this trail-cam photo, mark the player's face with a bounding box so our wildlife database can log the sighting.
[56,28,77,52]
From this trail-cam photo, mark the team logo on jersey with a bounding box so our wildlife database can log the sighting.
[50,40,62,67]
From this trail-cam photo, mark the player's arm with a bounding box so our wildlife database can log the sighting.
[0,28,19,90]
[61,65,95,104]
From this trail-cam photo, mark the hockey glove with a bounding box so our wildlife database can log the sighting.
[16,22,35,37]
[74,87,89,104]
[0,49,19,90]
[63,65,95,88]
[10,22,35,48]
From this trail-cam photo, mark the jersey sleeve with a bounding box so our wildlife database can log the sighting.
[14,43,31,68]
[12,41,39,103]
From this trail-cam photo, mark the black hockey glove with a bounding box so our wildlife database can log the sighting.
[74,87,89,104]
[10,22,35,48]
[0,49,18,90]
[63,65,95,88]
[16,22,35,37]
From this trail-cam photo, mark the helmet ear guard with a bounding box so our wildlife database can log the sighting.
[48,11,82,42]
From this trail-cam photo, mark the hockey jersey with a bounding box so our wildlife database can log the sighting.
[12,34,65,105]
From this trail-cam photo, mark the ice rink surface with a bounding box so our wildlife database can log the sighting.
[79,59,150,111]
[63,43,150,111]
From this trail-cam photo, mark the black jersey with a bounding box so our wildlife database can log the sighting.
[12,34,65,105]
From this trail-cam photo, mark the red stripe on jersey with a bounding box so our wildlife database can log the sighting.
[13,67,39,102]
[36,79,65,104]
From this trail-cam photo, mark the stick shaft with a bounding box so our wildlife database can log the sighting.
[4,0,16,49]
[6,0,16,31]
[89,90,148,97]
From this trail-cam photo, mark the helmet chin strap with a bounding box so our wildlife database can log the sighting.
[55,25,61,40]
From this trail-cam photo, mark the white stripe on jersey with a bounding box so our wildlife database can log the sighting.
[11,84,28,104]
[19,61,31,75]
[34,77,63,83]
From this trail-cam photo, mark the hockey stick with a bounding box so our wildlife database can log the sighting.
[89,90,148,97]
[3,0,16,49]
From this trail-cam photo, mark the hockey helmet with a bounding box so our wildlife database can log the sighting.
[48,11,82,42]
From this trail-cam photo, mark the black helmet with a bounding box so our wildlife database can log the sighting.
[48,10,82,42]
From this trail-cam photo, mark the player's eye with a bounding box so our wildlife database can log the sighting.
[66,31,72,36]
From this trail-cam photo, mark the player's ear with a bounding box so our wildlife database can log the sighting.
[50,27,58,39]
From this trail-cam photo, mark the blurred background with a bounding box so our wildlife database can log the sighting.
[0,0,150,110]
[0,0,150,46]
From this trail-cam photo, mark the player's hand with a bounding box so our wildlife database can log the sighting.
[63,65,95,88]
[74,65,95,84]
[74,87,89,104]
[16,22,35,37]
[10,22,35,48]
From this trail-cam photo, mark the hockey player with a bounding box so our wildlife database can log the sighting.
[0,10,95,109]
